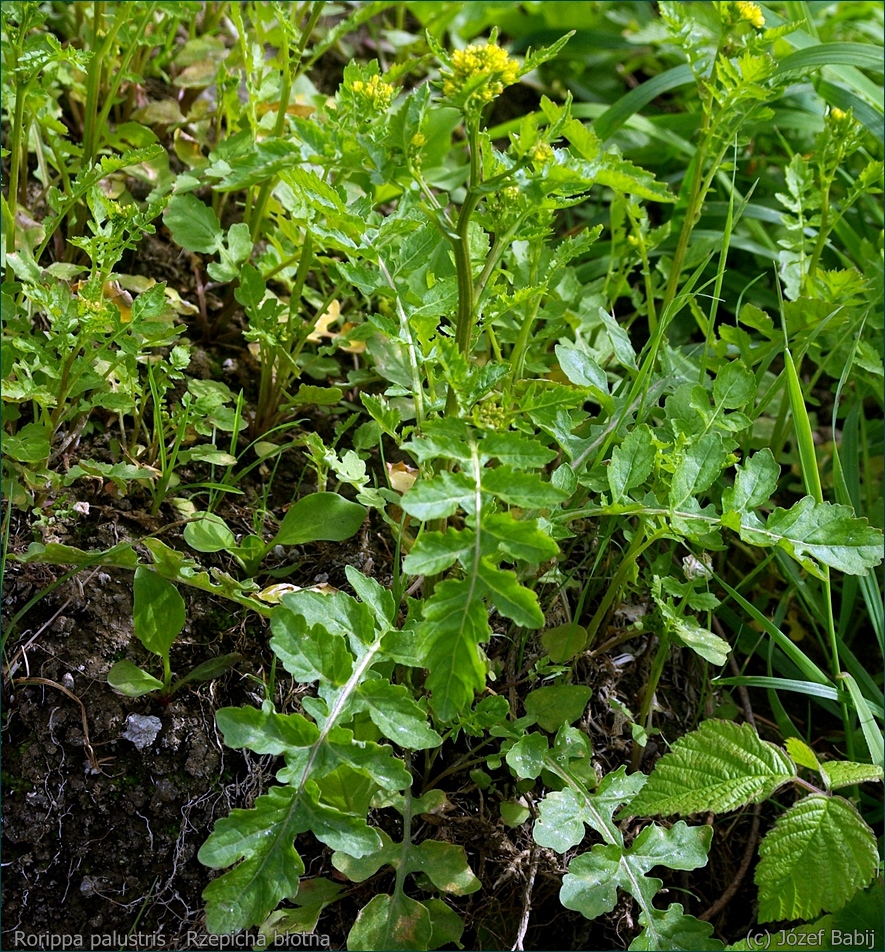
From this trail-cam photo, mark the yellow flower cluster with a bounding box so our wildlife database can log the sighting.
[442,43,520,105]
[351,74,395,109]
[531,142,553,164]
[735,1,765,28]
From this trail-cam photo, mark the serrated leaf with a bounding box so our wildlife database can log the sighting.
[713,361,755,409]
[402,528,474,576]
[756,794,879,922]
[345,565,396,627]
[740,497,884,576]
[609,425,655,503]
[201,783,379,934]
[272,493,366,547]
[820,761,884,790]
[419,578,490,721]
[630,904,724,951]
[482,512,559,564]
[164,193,222,254]
[355,680,441,750]
[270,617,353,686]
[278,588,375,643]
[481,468,568,508]
[524,685,592,732]
[3,423,50,462]
[133,566,185,658]
[723,450,780,513]
[476,558,544,627]
[215,706,319,755]
[669,433,729,510]
[624,720,795,816]
[785,737,821,772]
[400,472,475,521]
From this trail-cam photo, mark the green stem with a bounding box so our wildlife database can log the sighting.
[249,1,324,241]
[445,115,483,416]
[584,524,666,649]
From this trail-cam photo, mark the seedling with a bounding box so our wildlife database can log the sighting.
[107,566,239,699]
[183,491,367,576]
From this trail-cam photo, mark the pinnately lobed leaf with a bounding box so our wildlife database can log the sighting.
[623,720,795,816]
[755,794,879,923]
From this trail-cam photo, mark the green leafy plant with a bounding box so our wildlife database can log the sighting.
[183,491,368,577]
[625,720,883,930]
[107,565,240,699]
[4,2,883,948]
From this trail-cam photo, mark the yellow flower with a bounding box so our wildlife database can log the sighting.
[350,74,395,110]
[831,107,846,121]
[442,42,520,107]
[531,142,553,164]
[735,1,765,29]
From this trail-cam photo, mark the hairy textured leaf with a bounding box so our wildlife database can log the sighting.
[821,761,884,790]
[756,795,879,922]
[624,720,795,816]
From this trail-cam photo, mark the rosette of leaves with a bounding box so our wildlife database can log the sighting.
[199,566,444,935]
